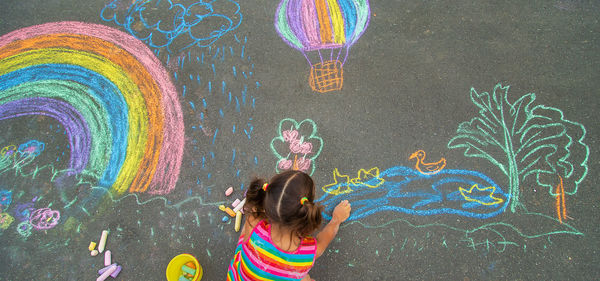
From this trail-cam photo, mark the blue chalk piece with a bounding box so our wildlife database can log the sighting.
[222,216,230,222]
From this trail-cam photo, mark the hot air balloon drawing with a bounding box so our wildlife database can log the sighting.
[275,0,371,93]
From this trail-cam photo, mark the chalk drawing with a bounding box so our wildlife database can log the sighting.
[554,175,570,223]
[0,212,14,229]
[29,208,60,230]
[101,0,242,53]
[322,167,384,195]
[271,118,323,176]
[275,0,371,92]
[459,184,504,206]
[0,190,12,211]
[448,83,589,213]
[317,165,510,220]
[409,149,446,175]
[0,21,184,195]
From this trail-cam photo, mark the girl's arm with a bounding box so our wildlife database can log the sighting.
[315,200,351,258]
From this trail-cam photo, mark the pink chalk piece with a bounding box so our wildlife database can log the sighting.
[97,265,117,281]
[104,250,111,266]
[110,265,122,278]
[225,186,234,196]
[98,263,117,275]
[232,199,241,208]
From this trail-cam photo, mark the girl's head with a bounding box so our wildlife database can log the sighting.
[244,170,323,237]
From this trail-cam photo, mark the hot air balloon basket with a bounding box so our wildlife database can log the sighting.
[309,60,343,93]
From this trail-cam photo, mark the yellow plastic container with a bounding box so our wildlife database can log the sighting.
[166,253,203,281]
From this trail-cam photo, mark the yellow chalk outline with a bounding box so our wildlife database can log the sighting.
[459,184,504,206]
[323,167,385,195]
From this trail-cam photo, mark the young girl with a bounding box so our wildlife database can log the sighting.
[227,170,351,281]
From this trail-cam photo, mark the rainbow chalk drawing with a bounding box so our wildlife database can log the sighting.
[270,118,323,176]
[0,21,184,195]
[448,83,589,213]
[101,0,242,53]
[275,0,371,93]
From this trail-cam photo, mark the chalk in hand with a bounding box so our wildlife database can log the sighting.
[104,250,111,266]
[234,211,242,232]
[88,241,97,251]
[225,186,234,196]
[96,264,117,281]
[98,230,109,253]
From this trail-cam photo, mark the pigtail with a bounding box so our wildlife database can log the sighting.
[244,177,268,219]
[296,201,323,237]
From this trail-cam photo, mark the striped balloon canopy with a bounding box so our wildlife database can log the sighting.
[275,0,370,52]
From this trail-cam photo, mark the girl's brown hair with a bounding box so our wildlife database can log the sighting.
[244,170,323,237]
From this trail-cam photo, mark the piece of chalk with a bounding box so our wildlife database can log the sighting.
[185,262,196,269]
[88,241,97,251]
[91,249,99,256]
[222,216,230,222]
[96,264,117,281]
[179,276,191,281]
[181,264,196,275]
[234,211,242,232]
[225,186,234,196]
[224,207,236,217]
[218,205,226,211]
[231,198,241,208]
[110,265,122,278]
[233,198,246,213]
[98,263,117,275]
[104,250,111,266]
[98,230,109,253]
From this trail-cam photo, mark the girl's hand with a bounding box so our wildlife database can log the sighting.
[331,200,351,223]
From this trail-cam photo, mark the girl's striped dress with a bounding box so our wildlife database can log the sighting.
[227,220,317,280]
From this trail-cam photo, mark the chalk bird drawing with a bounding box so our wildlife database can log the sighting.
[409,150,446,175]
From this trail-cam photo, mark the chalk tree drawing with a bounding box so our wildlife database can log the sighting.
[101,0,242,53]
[275,0,371,93]
[0,21,184,195]
[448,83,589,213]
[271,118,323,176]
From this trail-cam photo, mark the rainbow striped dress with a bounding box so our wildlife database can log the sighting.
[227,220,317,280]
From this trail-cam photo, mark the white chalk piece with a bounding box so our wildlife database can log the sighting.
[98,263,117,275]
[96,264,117,281]
[90,249,99,256]
[104,250,111,266]
[225,186,234,196]
[233,198,246,213]
[98,230,109,253]
[110,265,122,278]
[234,211,242,232]
[231,198,241,208]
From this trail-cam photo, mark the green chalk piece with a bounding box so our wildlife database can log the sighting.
[179,275,191,281]
[181,264,196,276]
